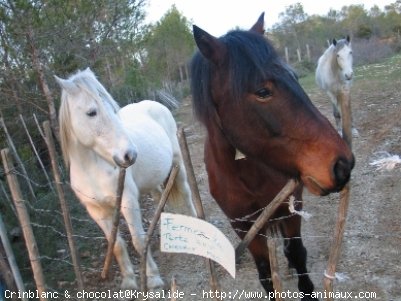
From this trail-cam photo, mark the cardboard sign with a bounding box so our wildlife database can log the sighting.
[160,213,235,278]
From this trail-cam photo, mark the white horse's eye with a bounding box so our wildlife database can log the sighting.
[86,109,97,117]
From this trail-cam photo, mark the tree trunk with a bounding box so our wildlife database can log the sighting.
[26,27,60,143]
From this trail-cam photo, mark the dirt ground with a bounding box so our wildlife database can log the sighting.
[74,60,401,301]
[152,63,401,301]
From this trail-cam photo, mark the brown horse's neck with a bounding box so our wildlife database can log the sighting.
[204,120,300,219]
[204,120,239,180]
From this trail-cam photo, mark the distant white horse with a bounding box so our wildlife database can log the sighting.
[56,68,195,289]
[316,36,358,136]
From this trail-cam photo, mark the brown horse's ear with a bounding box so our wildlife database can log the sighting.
[250,12,265,34]
[193,25,227,65]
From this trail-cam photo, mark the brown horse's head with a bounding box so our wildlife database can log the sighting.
[191,13,354,196]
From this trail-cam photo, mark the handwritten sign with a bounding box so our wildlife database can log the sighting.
[160,213,235,278]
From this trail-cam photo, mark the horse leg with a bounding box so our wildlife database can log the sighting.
[332,103,342,132]
[328,91,342,133]
[120,188,164,289]
[280,216,318,301]
[330,91,359,137]
[350,113,359,137]
[85,204,138,289]
[234,222,275,297]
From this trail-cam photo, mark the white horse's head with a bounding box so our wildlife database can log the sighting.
[56,68,137,168]
[333,36,353,81]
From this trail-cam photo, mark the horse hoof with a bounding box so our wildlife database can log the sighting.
[147,275,164,289]
[120,277,138,290]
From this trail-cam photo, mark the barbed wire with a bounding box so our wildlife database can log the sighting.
[1,113,400,300]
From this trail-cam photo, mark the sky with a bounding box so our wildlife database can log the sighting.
[145,0,395,36]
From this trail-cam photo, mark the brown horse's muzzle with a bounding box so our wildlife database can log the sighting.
[332,155,355,190]
[301,152,355,196]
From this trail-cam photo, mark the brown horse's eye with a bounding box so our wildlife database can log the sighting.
[255,88,272,101]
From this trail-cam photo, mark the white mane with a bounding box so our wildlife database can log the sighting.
[58,69,120,166]
[319,44,335,63]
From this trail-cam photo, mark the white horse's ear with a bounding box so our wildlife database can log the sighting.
[346,35,351,43]
[83,67,97,79]
[54,75,79,94]
[332,39,337,46]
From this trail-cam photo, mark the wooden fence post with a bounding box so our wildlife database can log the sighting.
[101,167,126,279]
[267,226,283,300]
[339,90,352,149]
[296,48,302,62]
[0,213,27,301]
[1,148,47,301]
[140,165,179,293]
[20,115,54,194]
[177,127,205,218]
[235,179,298,261]
[177,127,220,296]
[170,276,178,301]
[323,90,352,299]
[306,44,311,61]
[42,121,84,291]
[0,117,36,201]
[285,47,290,64]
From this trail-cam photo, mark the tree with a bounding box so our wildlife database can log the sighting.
[268,1,401,72]
[0,0,148,139]
[277,3,308,50]
[384,1,401,36]
[340,5,371,38]
[143,5,195,96]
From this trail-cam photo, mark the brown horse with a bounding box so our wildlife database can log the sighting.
[190,13,354,300]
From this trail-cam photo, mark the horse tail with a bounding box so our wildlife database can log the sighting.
[158,105,196,217]
[144,99,196,216]
[168,148,197,216]
[155,90,180,111]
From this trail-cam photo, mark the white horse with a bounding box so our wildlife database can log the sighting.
[55,68,195,289]
[316,36,358,136]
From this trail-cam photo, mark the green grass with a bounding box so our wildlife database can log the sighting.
[354,54,401,82]
[299,53,401,94]
[299,72,317,93]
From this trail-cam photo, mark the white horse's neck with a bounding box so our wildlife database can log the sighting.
[68,137,119,205]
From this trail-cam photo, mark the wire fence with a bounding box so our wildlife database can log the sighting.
[1,113,400,300]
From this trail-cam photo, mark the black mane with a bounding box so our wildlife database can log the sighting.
[190,30,300,125]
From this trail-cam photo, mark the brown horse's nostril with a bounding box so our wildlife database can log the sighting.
[333,156,354,189]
